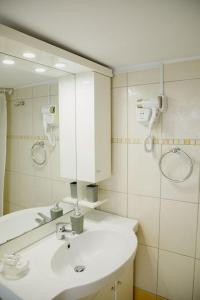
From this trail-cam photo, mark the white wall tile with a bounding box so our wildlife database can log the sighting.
[100,144,127,193]
[8,99,33,136]
[159,199,198,256]
[193,259,200,300]
[158,250,194,300]
[112,87,127,138]
[33,84,49,98]
[18,140,34,175]
[128,194,160,247]
[49,142,61,180]
[128,144,161,197]
[162,79,200,138]
[128,84,161,139]
[112,73,127,88]
[99,189,127,217]
[6,172,34,208]
[18,87,33,99]
[164,60,200,82]
[135,245,158,294]
[161,145,199,203]
[4,201,25,214]
[6,139,20,172]
[32,177,52,207]
[128,68,160,86]
[52,180,69,203]
[50,83,58,96]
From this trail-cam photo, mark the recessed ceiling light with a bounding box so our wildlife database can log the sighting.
[35,67,46,73]
[2,59,15,65]
[23,52,36,59]
[54,63,66,68]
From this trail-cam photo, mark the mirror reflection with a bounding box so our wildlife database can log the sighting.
[0,53,74,245]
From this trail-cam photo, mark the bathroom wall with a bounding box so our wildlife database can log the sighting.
[99,59,200,300]
[4,82,72,213]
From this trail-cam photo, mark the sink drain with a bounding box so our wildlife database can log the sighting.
[74,265,86,273]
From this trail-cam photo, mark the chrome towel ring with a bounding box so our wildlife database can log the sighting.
[31,141,47,166]
[159,147,193,183]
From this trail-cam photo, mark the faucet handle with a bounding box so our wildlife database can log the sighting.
[56,222,72,234]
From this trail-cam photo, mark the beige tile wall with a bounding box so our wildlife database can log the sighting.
[100,59,200,300]
[4,82,72,213]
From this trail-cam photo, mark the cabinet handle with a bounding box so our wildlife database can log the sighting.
[111,286,115,290]
[117,280,122,285]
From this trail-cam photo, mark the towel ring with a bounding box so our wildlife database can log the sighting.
[31,141,46,166]
[159,147,193,183]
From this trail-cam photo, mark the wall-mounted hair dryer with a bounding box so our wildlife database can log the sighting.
[41,105,58,147]
[136,95,167,152]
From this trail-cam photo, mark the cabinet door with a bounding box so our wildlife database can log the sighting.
[80,284,114,300]
[117,263,133,300]
[76,72,111,183]
[92,283,114,300]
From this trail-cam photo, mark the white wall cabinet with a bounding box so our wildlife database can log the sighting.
[59,72,111,183]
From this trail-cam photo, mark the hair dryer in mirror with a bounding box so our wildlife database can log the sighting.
[41,105,58,147]
[136,96,167,152]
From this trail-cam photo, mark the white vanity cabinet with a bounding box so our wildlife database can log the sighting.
[81,263,133,300]
[59,72,111,183]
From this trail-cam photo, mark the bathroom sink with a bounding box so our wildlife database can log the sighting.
[51,229,137,298]
[0,210,138,300]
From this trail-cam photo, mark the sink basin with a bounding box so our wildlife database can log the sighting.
[0,210,138,300]
[51,229,137,298]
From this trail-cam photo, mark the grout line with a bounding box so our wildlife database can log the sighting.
[156,142,162,296]
[192,164,200,299]
[138,242,197,260]
[113,76,200,89]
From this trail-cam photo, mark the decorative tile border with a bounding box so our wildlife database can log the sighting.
[112,137,200,145]
[7,135,200,145]
[7,135,59,141]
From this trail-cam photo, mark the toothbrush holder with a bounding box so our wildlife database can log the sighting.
[86,184,98,202]
[70,182,77,199]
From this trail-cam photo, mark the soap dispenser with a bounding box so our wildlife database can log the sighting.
[50,202,63,220]
[70,202,84,234]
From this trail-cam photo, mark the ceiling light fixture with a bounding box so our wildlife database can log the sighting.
[35,67,46,73]
[2,59,15,65]
[54,63,66,68]
[23,52,36,59]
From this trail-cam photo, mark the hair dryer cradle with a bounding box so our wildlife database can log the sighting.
[136,95,167,152]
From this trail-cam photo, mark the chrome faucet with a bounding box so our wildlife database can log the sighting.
[56,222,72,249]
[35,212,51,225]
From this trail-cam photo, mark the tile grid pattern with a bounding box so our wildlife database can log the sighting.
[99,59,200,300]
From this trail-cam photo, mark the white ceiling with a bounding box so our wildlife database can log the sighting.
[0,0,200,70]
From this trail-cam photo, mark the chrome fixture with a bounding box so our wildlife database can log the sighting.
[56,222,72,248]
[159,147,193,183]
[31,141,47,166]
[35,212,51,225]
[14,100,25,106]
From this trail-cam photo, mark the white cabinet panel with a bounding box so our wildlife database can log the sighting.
[59,72,111,183]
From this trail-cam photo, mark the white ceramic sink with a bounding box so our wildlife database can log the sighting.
[52,229,135,280]
[0,210,138,300]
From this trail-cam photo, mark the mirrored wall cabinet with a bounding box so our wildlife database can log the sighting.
[59,72,111,183]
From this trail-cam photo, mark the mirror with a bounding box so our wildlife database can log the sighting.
[0,52,75,245]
